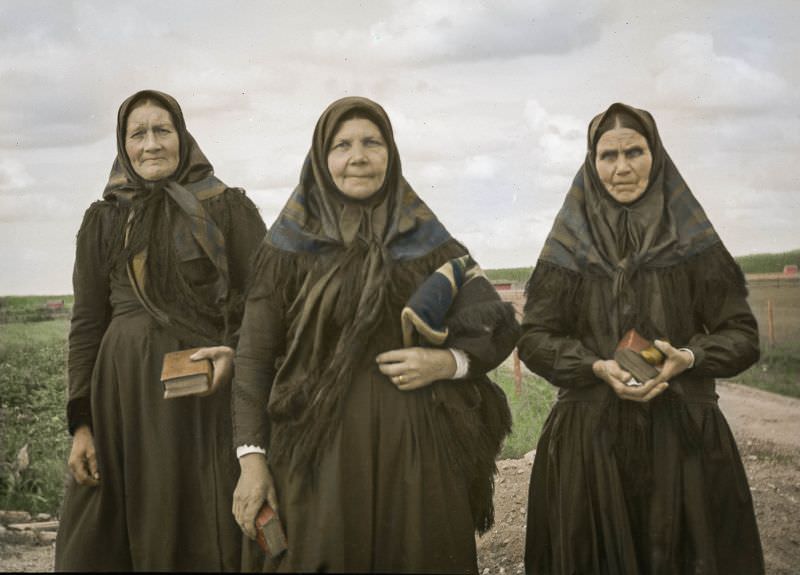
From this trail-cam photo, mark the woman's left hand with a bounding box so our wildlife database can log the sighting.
[376,348,457,391]
[645,340,693,387]
[190,346,235,396]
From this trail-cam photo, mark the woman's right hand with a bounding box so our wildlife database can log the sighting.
[592,359,669,402]
[68,425,100,486]
[233,453,279,539]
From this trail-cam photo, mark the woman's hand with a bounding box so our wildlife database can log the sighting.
[645,340,694,386]
[376,348,457,391]
[190,346,234,396]
[233,453,278,540]
[68,425,100,486]
[593,359,669,402]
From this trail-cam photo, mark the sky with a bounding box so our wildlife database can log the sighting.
[1,0,798,295]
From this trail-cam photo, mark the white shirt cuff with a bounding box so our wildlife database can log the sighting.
[449,348,470,379]
[678,347,695,369]
[236,445,267,459]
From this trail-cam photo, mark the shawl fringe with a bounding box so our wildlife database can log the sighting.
[430,377,512,533]
[527,243,746,490]
[262,240,477,471]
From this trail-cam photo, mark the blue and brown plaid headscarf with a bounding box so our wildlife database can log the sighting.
[261,96,457,469]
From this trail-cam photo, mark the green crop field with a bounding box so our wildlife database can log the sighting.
[736,249,800,274]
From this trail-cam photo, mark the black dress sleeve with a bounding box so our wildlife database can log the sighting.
[208,188,267,347]
[67,203,115,434]
[687,246,760,378]
[444,276,520,377]
[231,246,287,451]
[516,262,600,388]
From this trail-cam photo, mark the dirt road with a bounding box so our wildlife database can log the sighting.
[2,382,798,573]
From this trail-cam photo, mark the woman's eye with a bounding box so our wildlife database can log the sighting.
[365,139,384,147]
[626,147,643,158]
[129,131,144,139]
[599,151,616,162]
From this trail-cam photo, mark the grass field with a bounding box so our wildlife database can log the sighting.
[491,366,556,459]
[736,249,800,274]
[0,319,71,514]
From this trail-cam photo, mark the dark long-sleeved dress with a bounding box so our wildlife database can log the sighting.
[232,240,519,573]
[55,189,266,571]
[519,243,764,575]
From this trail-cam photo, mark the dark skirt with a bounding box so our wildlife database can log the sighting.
[260,364,478,573]
[55,308,257,572]
[525,398,764,575]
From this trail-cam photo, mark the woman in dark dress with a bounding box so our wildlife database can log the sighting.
[55,90,266,571]
[231,96,519,573]
[520,102,763,574]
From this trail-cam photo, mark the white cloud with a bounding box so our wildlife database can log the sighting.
[312,0,607,64]
[0,159,34,192]
[654,32,788,110]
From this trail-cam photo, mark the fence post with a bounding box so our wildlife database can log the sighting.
[767,299,775,347]
[513,348,522,395]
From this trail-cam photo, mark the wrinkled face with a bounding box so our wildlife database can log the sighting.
[124,101,180,181]
[327,118,388,200]
[595,127,652,204]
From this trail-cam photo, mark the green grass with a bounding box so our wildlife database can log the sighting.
[0,295,73,324]
[735,249,800,275]
[485,267,533,285]
[730,342,800,398]
[0,319,70,514]
[490,366,557,459]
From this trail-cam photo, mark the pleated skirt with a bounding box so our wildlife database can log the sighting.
[525,399,764,575]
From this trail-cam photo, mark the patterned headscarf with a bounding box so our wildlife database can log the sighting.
[262,96,457,468]
[539,102,721,336]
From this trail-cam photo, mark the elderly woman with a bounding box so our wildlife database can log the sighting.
[55,90,266,571]
[231,96,518,573]
[520,103,763,574]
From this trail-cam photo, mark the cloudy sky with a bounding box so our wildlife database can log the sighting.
[1,0,798,295]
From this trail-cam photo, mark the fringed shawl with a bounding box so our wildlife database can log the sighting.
[249,97,455,471]
[529,103,748,490]
[102,89,233,344]
[539,102,722,339]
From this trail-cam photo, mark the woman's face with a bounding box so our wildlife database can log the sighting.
[124,101,180,181]
[595,127,652,204]
[327,118,388,200]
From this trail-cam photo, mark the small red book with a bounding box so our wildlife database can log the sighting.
[256,504,287,559]
[614,329,665,384]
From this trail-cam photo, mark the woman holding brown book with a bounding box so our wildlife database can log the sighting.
[519,103,764,574]
[55,90,266,571]
[230,96,519,572]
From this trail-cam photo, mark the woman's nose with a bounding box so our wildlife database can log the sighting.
[615,156,630,174]
[143,131,161,151]
[350,144,367,162]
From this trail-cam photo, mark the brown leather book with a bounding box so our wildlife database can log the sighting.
[614,329,665,384]
[256,503,287,559]
[160,348,212,399]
